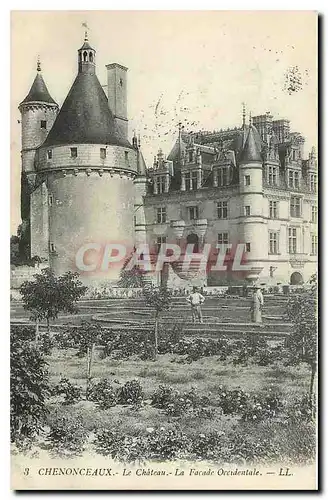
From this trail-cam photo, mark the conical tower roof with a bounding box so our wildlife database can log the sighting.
[239,124,262,163]
[20,62,57,105]
[42,36,132,149]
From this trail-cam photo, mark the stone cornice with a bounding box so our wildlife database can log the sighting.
[37,166,137,179]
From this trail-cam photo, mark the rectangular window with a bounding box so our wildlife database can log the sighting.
[311,205,317,223]
[217,201,228,219]
[185,172,191,191]
[311,234,318,255]
[310,174,317,192]
[47,150,52,160]
[218,233,230,255]
[100,148,106,159]
[288,228,297,254]
[244,205,251,216]
[245,242,251,252]
[156,176,166,194]
[288,170,294,188]
[188,206,199,220]
[217,167,229,187]
[218,232,229,245]
[70,147,78,158]
[245,175,250,186]
[288,170,300,189]
[48,194,54,206]
[156,207,167,224]
[268,166,277,185]
[156,236,167,253]
[188,150,193,163]
[49,242,55,252]
[269,200,278,219]
[269,231,278,254]
[125,151,129,162]
[40,120,47,129]
[191,171,198,190]
[294,171,299,189]
[290,196,301,217]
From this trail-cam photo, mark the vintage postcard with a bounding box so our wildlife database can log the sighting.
[10,10,318,490]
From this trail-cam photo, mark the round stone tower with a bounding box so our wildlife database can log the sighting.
[18,59,59,258]
[36,34,138,282]
[238,117,265,282]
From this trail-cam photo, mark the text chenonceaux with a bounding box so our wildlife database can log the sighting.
[37,467,262,477]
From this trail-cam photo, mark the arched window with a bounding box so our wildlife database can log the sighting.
[83,51,88,62]
[89,52,93,62]
[290,271,303,285]
[186,233,199,253]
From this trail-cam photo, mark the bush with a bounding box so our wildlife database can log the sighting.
[47,413,88,457]
[147,427,190,460]
[117,379,144,406]
[189,431,225,460]
[87,379,117,409]
[10,329,50,447]
[151,385,213,418]
[94,428,148,463]
[52,378,82,405]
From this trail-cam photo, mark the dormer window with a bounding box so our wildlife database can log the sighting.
[40,120,47,129]
[217,167,229,187]
[47,150,52,160]
[185,171,198,191]
[70,147,78,158]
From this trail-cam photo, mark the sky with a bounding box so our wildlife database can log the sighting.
[10,10,317,233]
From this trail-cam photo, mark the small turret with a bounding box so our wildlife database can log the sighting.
[239,115,262,164]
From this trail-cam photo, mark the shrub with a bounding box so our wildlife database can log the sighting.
[10,329,50,447]
[47,413,88,457]
[147,427,190,460]
[117,379,144,406]
[52,377,82,405]
[189,431,225,460]
[151,385,212,418]
[94,428,148,463]
[87,379,117,409]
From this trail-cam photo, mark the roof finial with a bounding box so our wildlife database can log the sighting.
[82,22,89,41]
[37,55,41,72]
[242,102,246,128]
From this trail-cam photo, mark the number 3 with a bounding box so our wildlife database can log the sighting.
[23,468,30,476]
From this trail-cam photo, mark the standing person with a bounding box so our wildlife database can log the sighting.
[250,285,264,324]
[187,286,205,324]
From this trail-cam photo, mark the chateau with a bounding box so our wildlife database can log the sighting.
[18,35,317,287]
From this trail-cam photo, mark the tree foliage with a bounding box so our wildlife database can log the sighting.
[10,328,50,447]
[286,273,317,400]
[20,268,87,334]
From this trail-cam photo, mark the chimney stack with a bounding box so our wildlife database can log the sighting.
[106,63,128,140]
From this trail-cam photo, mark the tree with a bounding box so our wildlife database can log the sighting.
[142,284,171,359]
[20,268,87,339]
[71,321,100,395]
[10,326,50,447]
[286,273,317,408]
[117,256,145,288]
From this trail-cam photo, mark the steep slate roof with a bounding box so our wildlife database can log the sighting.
[238,124,262,163]
[42,72,132,148]
[20,72,57,105]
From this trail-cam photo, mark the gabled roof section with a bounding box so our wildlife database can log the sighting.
[42,72,132,148]
[20,72,57,105]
